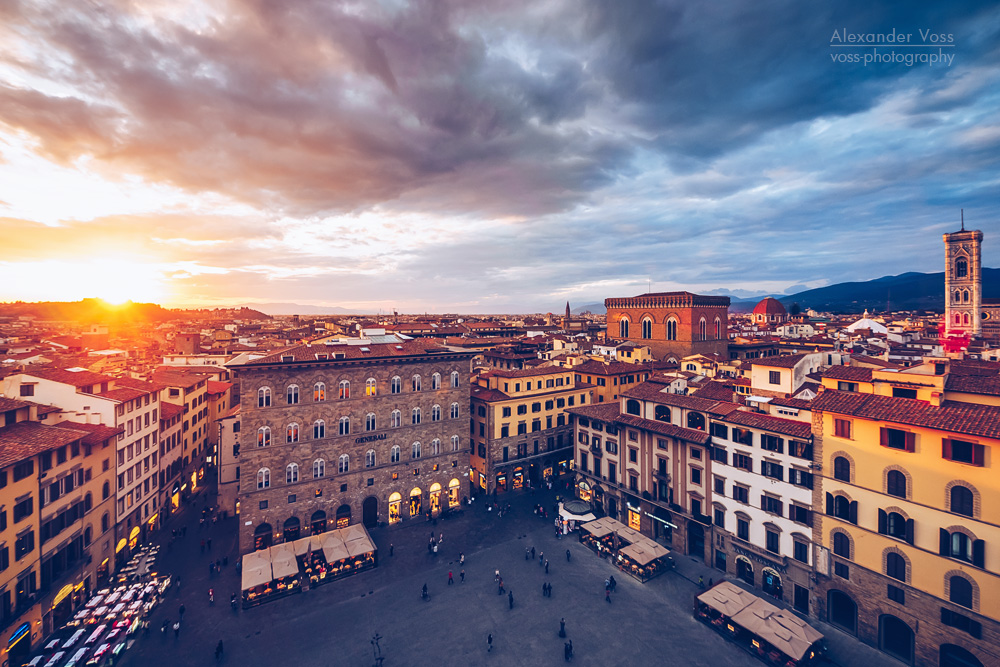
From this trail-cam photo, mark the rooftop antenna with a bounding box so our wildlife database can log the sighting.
[961,208,964,231]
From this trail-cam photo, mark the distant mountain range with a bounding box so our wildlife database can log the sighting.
[572,269,999,315]
[235,302,360,315]
[0,300,271,323]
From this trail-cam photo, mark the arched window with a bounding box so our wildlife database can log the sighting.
[715,318,722,339]
[339,380,350,400]
[833,532,851,559]
[963,290,970,303]
[641,318,652,339]
[450,402,460,419]
[956,257,967,278]
[951,486,974,517]
[339,417,350,436]
[955,313,961,324]
[412,408,422,425]
[451,371,460,388]
[391,376,402,394]
[338,454,349,473]
[619,318,629,339]
[431,373,441,390]
[314,382,326,402]
[84,526,93,546]
[286,385,299,405]
[102,481,110,500]
[431,405,442,422]
[834,495,851,521]
[431,439,441,455]
[886,512,907,540]
[686,412,705,430]
[390,410,401,428]
[313,459,325,479]
[886,470,906,498]
[949,576,973,609]
[258,387,272,408]
[411,442,422,459]
[951,532,973,562]
[257,468,270,489]
[286,423,299,444]
[365,450,376,468]
[365,378,377,396]
[365,413,377,432]
[963,313,970,325]
[258,426,271,447]
[625,399,641,416]
[286,463,299,484]
[833,456,851,482]
[665,319,677,341]
[885,552,906,582]
[412,375,422,391]
[699,318,707,341]
[84,492,93,512]
[451,435,460,452]
[654,405,671,422]
[313,420,325,439]
[101,512,110,532]
[390,445,401,463]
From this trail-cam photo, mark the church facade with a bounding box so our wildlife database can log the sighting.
[604,291,730,361]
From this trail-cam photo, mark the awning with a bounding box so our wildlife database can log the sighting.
[582,517,622,538]
[322,533,350,563]
[696,581,757,617]
[341,524,367,543]
[292,536,317,556]
[558,502,596,523]
[270,543,299,579]
[619,541,671,566]
[240,549,273,590]
[731,597,825,661]
[615,525,644,545]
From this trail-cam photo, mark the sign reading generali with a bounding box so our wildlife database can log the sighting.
[355,433,386,444]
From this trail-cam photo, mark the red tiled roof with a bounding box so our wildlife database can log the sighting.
[614,414,712,445]
[752,297,787,315]
[242,339,469,366]
[0,397,33,413]
[824,366,873,383]
[690,381,745,403]
[206,381,233,395]
[722,410,812,439]
[572,360,650,376]
[812,390,1000,440]
[489,367,570,379]
[565,403,622,422]
[160,402,184,420]
[21,367,113,388]
[945,374,1000,397]
[751,353,812,369]
[850,355,901,369]
[470,386,511,402]
[0,422,87,469]
[623,381,742,416]
[768,396,813,410]
[60,421,124,446]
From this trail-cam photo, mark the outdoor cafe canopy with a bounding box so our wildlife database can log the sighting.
[241,548,274,590]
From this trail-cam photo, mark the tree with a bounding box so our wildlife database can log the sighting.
[789,303,801,316]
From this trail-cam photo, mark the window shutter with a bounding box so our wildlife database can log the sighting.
[879,427,887,448]
[942,438,952,460]
[878,509,887,535]
[972,444,984,467]
[905,519,914,545]
[848,501,858,525]
[939,528,950,556]
[973,539,985,568]
[826,493,834,516]
[904,432,915,452]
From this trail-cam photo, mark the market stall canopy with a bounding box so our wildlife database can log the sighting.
[270,543,299,579]
[619,541,671,566]
[241,550,274,590]
[558,502,596,523]
[731,597,824,661]
[321,533,350,563]
[696,581,757,617]
[292,536,318,556]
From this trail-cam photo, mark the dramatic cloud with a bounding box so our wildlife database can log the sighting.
[0,0,997,310]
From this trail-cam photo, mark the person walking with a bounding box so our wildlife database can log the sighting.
[448,571,454,585]
[459,552,465,565]
[605,586,612,603]
[173,621,180,639]
[545,559,549,574]
[698,575,704,589]
[609,575,616,592]
[531,546,536,560]
[559,617,566,638]
[487,633,493,652]
[460,569,465,583]
[389,543,394,556]
[494,569,500,583]
[566,548,571,562]
[508,590,514,610]
[525,547,531,561]
[179,604,186,620]
[539,552,544,566]
[200,539,205,553]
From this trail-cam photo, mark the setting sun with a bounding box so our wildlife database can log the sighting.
[0,258,168,304]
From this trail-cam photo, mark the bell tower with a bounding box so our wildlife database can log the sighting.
[943,218,983,338]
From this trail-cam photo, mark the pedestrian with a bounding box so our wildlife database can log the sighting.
[179,604,186,620]
[460,569,465,583]
[209,562,215,576]
[545,559,549,574]
[494,569,500,583]
[200,539,205,553]
[559,617,566,638]
[606,587,611,603]
[698,575,704,589]
[487,633,493,652]
[531,546,536,560]
[508,590,514,610]
[566,549,571,562]
[448,571,454,585]
[389,543,394,557]
[564,640,572,661]
[459,553,465,565]
[216,639,224,662]
[539,552,544,566]
[161,620,168,635]
[609,575,616,592]
[604,578,610,590]
[439,532,443,544]
[525,547,530,561]
[217,558,222,570]
[541,582,546,596]
[173,621,180,639]
[548,583,553,597]
[431,530,435,540]
[428,541,433,554]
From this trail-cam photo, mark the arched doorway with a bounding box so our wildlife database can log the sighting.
[448,479,460,509]
[827,590,857,635]
[513,466,524,490]
[736,556,754,585]
[429,483,442,515]
[940,644,983,667]
[388,493,401,525]
[363,496,378,528]
[762,567,782,600]
[336,504,351,528]
[607,497,618,520]
[687,520,705,559]
[496,473,507,492]
[283,517,300,542]
[879,615,914,664]
[409,488,422,518]
[254,523,273,551]
[310,510,327,535]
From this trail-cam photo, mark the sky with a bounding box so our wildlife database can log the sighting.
[1,0,998,313]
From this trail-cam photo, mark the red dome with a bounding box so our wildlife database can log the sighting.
[752,297,787,315]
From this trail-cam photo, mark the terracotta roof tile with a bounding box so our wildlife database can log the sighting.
[824,366,873,383]
[0,397,33,413]
[623,381,741,416]
[614,414,711,445]
[565,403,622,422]
[60,421,124,446]
[751,353,812,369]
[722,410,812,439]
[21,367,113,388]
[0,422,87,469]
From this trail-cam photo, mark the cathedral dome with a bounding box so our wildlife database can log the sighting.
[753,297,787,316]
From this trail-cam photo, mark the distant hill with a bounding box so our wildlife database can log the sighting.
[237,302,361,316]
[0,300,270,323]
[779,268,1000,313]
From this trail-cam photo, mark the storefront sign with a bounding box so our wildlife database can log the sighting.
[732,545,787,573]
[7,622,29,649]
[354,433,386,444]
[53,584,74,607]
[643,512,678,529]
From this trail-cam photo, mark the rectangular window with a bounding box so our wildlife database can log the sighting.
[837,381,858,392]
[760,435,783,453]
[733,485,749,504]
[881,427,915,452]
[887,585,905,604]
[789,468,813,489]
[892,387,917,399]
[733,454,752,472]
[765,529,780,554]
[690,468,701,485]
[710,422,728,439]
[502,407,511,417]
[714,477,725,495]
[714,508,725,528]
[793,540,809,563]
[629,449,638,463]
[943,439,984,466]
[790,504,811,525]
[788,440,812,459]
[834,562,849,579]
[768,370,781,385]
[737,518,749,541]
[834,419,852,439]
[761,460,783,481]
[711,447,728,465]
[12,461,33,482]
[762,495,783,516]
[731,428,752,446]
